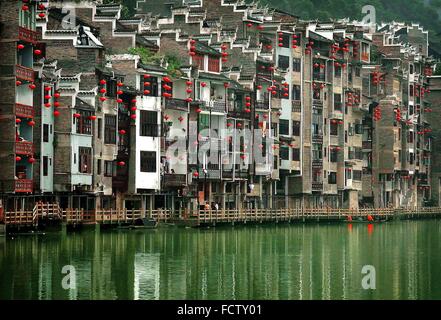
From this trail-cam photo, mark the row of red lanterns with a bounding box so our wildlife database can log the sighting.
[330,119,344,125]
[15,155,35,163]
[373,106,382,121]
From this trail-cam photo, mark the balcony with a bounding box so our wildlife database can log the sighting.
[312,159,323,168]
[292,100,301,112]
[312,134,323,144]
[330,111,343,120]
[198,168,221,180]
[312,182,323,191]
[313,99,323,108]
[256,101,269,110]
[15,141,34,155]
[211,100,227,113]
[162,173,187,187]
[18,27,40,44]
[362,141,372,150]
[313,72,326,82]
[16,65,34,82]
[15,103,34,118]
[15,179,33,193]
[165,98,189,111]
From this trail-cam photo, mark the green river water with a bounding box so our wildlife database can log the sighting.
[1,219,440,300]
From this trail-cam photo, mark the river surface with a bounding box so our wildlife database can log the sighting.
[1,219,441,300]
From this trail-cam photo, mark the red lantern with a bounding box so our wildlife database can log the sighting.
[22,5,29,11]
[119,129,126,135]
[117,161,125,167]
[185,98,193,103]
[247,23,253,27]
[44,103,51,108]
[53,110,60,117]
[193,171,199,177]
[144,90,151,95]
[100,79,106,85]
[54,102,60,107]
[17,44,25,50]
[29,83,36,90]
[28,157,36,164]
[73,113,81,118]
[201,82,207,87]
[34,49,42,56]
[16,118,22,124]
[224,83,229,88]
[227,122,233,127]
[186,81,192,86]
[257,85,262,90]
[117,90,123,95]
[117,98,123,103]
[28,120,35,127]
[196,108,202,113]
[16,156,22,161]
[130,114,137,120]
[89,115,97,121]
[186,88,193,93]
[100,97,107,102]
[54,92,61,98]
[143,74,151,79]
[16,80,22,86]
[100,88,107,94]
[38,13,46,18]
[117,82,124,87]
[44,86,51,92]
[131,106,137,112]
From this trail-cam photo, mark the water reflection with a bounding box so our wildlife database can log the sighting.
[0,220,440,300]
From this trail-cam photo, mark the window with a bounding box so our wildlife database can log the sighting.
[104,115,117,144]
[355,123,363,134]
[43,156,48,176]
[328,172,337,184]
[330,150,338,163]
[106,78,117,98]
[312,144,322,160]
[334,94,342,111]
[208,56,220,72]
[353,170,362,181]
[199,114,210,131]
[104,160,114,177]
[76,110,93,135]
[140,110,159,136]
[273,155,278,170]
[292,85,301,100]
[43,124,49,142]
[97,159,102,175]
[140,151,156,172]
[330,122,338,136]
[141,76,159,96]
[192,54,205,71]
[292,121,300,136]
[335,66,341,77]
[79,147,92,174]
[280,146,289,160]
[279,120,289,135]
[97,118,102,139]
[292,58,301,72]
[279,33,290,48]
[355,67,361,77]
[292,148,300,161]
[278,55,290,69]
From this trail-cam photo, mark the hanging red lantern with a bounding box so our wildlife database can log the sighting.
[54,92,60,99]
[144,90,151,95]
[117,161,126,167]
[245,109,251,113]
[246,102,251,107]
[17,44,25,50]
[44,103,51,108]
[224,83,229,88]
[193,171,199,177]
[130,114,137,120]
[227,122,233,127]
[89,115,97,121]
[29,83,36,90]
[131,106,137,112]
[73,113,81,118]
[196,108,202,113]
[257,85,262,90]
[34,49,42,56]
[117,98,123,103]
[16,118,22,124]
[54,102,60,107]
[22,5,29,11]
[221,44,227,50]
[100,97,107,102]
[201,82,207,87]
[185,97,193,102]
[38,13,46,18]
[99,79,106,85]
[247,23,253,27]
[186,88,193,93]
[237,123,242,128]
[44,94,51,100]
[53,110,60,117]
[16,156,22,161]
[186,81,192,86]
[16,80,22,86]
[119,129,126,135]
[44,86,51,92]
[117,90,123,95]
[27,120,35,127]
[117,82,124,87]
[100,88,107,94]
[143,74,151,79]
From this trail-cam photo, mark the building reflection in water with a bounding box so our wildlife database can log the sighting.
[1,220,441,299]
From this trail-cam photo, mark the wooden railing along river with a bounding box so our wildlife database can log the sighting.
[3,206,441,229]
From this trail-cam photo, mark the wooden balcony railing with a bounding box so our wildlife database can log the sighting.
[162,173,187,187]
[15,103,34,118]
[15,179,33,193]
[16,65,34,82]
[18,26,40,44]
[15,141,34,155]
[165,98,189,111]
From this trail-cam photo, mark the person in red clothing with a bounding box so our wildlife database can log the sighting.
[367,214,373,222]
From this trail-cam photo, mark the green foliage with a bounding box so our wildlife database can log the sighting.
[434,64,441,75]
[128,47,182,77]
